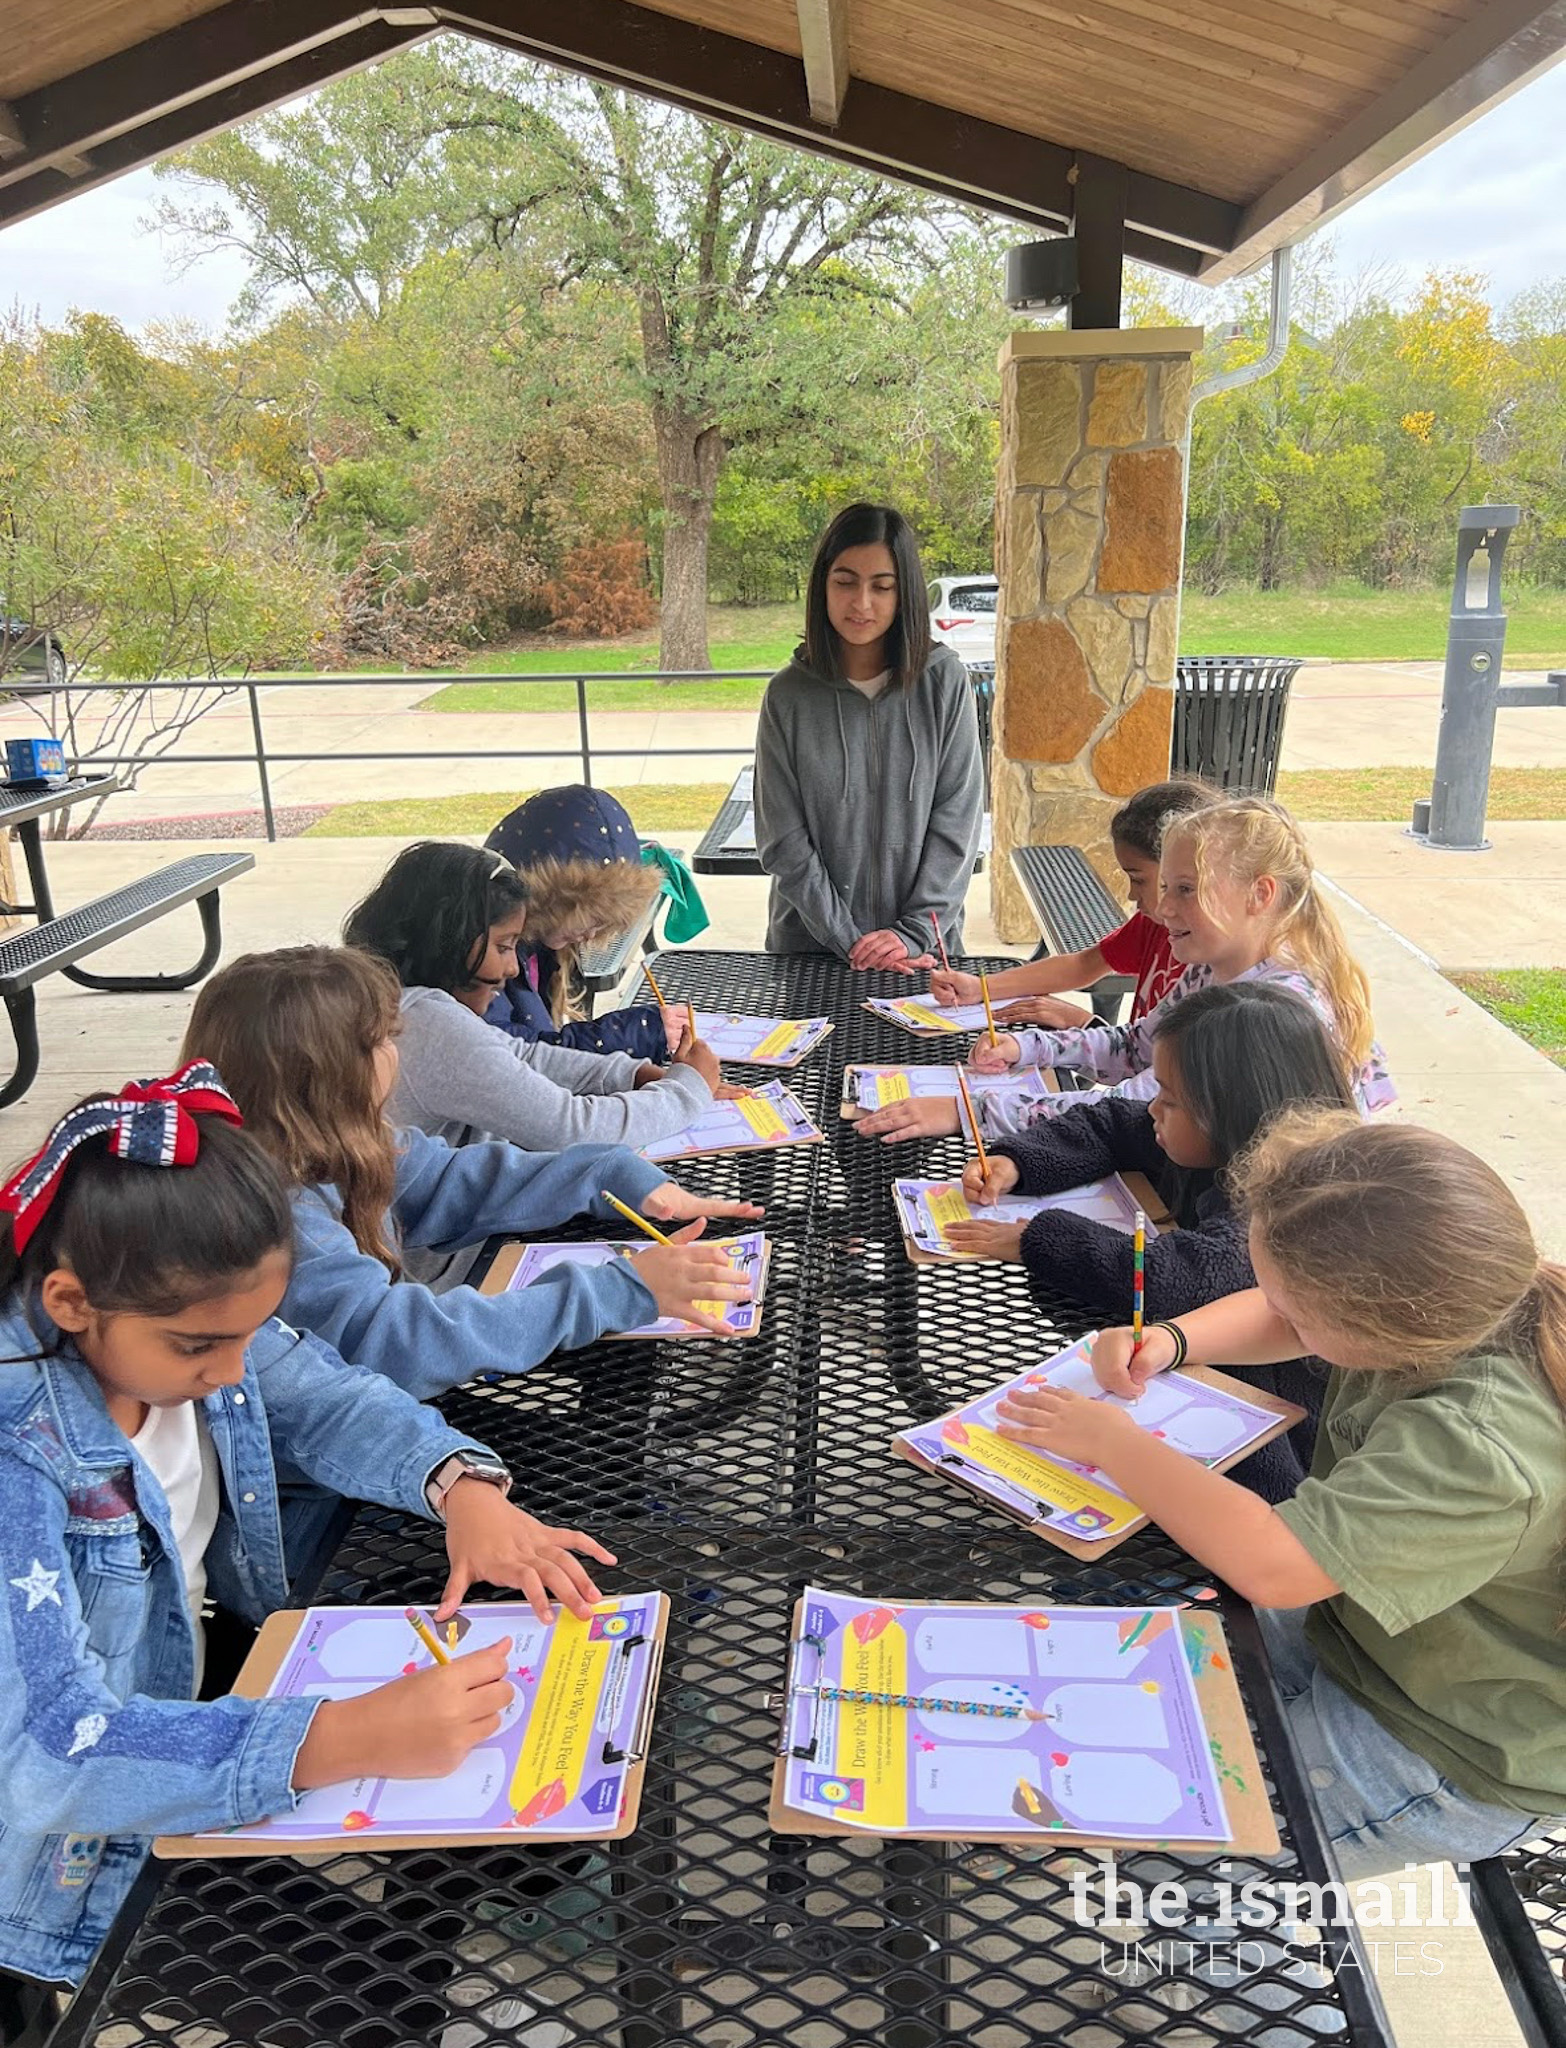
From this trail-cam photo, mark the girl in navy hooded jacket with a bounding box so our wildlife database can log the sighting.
[482,786,685,1064]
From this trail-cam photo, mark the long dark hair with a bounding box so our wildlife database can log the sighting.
[803,503,932,690]
[0,1113,294,1333]
[1154,981,1356,1171]
[344,842,528,997]
[184,947,404,1272]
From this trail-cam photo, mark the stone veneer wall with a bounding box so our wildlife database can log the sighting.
[991,328,1203,943]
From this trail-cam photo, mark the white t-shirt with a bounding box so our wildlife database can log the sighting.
[132,1401,221,1688]
[847,668,891,699]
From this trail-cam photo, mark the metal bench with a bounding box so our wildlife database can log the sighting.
[1469,1835,1566,2048]
[1009,843,1134,1023]
[575,885,666,1015]
[0,851,254,1106]
[693,767,761,878]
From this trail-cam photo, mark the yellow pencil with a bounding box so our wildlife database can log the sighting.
[404,1606,450,1666]
[955,1066,990,1178]
[446,1618,458,1651]
[601,1189,676,1246]
[642,964,670,1008]
[979,972,999,1048]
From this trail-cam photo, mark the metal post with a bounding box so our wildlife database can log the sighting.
[246,683,277,843]
[1412,505,1520,851]
[575,676,593,786]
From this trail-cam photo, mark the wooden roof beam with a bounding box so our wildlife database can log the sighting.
[0,0,431,192]
[1202,0,1566,282]
[442,0,1240,269]
[796,0,850,128]
[0,102,25,161]
[0,20,430,231]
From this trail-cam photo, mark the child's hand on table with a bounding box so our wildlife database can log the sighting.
[960,1153,1019,1202]
[997,995,1092,1029]
[438,1480,616,1621]
[633,1223,755,1337]
[942,1219,1024,1261]
[294,1639,517,1788]
[712,1081,752,1100]
[673,1036,722,1089]
[994,1383,1134,1465]
[854,1097,961,1143]
[1091,1323,1179,1400]
[929,968,981,1007]
[643,1182,764,1225]
[969,1032,1021,1074]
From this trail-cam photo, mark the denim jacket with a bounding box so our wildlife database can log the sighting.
[284,1127,665,1400]
[0,1300,493,1986]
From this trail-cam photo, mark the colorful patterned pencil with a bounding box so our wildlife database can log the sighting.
[930,912,952,974]
[1131,1208,1146,1353]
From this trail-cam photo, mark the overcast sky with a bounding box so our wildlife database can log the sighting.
[3,51,1566,335]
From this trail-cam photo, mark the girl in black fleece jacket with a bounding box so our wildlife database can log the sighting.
[946,980,1356,1501]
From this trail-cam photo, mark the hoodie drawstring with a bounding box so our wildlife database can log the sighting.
[837,695,849,801]
[904,688,918,803]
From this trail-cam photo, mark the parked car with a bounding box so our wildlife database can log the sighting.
[0,605,68,695]
[927,574,998,663]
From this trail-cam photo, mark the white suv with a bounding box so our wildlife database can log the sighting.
[927,575,998,663]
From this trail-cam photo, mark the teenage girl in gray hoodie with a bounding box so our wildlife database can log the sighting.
[754,503,985,970]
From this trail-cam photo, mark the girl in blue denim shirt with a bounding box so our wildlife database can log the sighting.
[0,1065,615,2009]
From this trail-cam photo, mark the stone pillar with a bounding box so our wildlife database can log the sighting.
[991,327,1203,943]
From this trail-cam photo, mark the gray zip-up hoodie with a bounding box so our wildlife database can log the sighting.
[753,642,984,960]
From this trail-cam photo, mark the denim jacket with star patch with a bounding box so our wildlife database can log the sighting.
[0,1297,493,1986]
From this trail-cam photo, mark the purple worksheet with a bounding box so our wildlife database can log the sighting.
[780,1588,1230,1841]
[203,1599,662,1842]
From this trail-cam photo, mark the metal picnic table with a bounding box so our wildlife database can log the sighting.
[0,773,119,922]
[54,952,1395,2048]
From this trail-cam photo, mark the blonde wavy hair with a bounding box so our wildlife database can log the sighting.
[1161,796,1374,1068]
[183,946,404,1272]
[1234,1109,1566,1420]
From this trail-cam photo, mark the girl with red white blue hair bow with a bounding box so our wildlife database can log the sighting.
[0,1064,612,1994]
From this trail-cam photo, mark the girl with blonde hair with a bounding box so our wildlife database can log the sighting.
[965,795,1393,1137]
[997,1113,1566,1878]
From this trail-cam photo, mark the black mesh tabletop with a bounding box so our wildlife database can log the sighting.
[60,1522,1393,2048]
[56,953,1395,2048]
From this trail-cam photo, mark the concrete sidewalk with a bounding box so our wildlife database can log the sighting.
[11,659,1566,827]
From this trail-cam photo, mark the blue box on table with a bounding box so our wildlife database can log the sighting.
[4,737,67,785]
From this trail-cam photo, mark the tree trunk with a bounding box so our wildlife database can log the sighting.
[652,403,725,674]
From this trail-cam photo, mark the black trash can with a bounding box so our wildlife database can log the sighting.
[1173,654,1301,796]
[966,661,995,808]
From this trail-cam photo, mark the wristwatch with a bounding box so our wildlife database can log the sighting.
[424,1450,512,1521]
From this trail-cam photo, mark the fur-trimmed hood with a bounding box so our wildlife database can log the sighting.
[486,785,659,947]
[518,853,661,948]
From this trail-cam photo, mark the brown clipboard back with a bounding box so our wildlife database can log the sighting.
[480,1237,774,1340]
[155,1595,669,1859]
[892,1363,1305,1560]
[768,1597,1278,1855]
[892,1167,1175,1267]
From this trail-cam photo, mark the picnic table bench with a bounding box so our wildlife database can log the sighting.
[0,773,253,1105]
[1470,1835,1566,2048]
[692,765,761,877]
[1010,842,1135,1022]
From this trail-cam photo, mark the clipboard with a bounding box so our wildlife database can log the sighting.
[641,1082,824,1163]
[838,1064,1061,1121]
[155,1596,669,1858]
[893,1168,1174,1267]
[768,1597,1278,1855]
[693,1014,836,1069]
[893,1365,1305,1560]
[480,1235,774,1340]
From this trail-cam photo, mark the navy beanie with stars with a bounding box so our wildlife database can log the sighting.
[485,786,642,870]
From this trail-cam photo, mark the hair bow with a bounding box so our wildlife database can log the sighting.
[0,1059,243,1254]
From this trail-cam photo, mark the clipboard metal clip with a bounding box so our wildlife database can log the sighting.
[777,1631,827,1759]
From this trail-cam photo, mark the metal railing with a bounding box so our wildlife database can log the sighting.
[13,669,773,840]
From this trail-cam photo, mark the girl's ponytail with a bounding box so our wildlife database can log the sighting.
[1504,1263,1566,1422]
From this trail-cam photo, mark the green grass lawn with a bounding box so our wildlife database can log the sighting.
[1450,970,1566,1068]
[1179,584,1566,666]
[304,783,734,838]
[1276,766,1566,821]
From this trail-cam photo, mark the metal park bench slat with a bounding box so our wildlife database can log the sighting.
[0,851,254,1107]
[1009,843,1135,1023]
